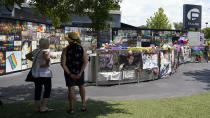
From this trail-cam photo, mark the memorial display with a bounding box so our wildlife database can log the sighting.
[113,30,137,47]
[65,27,96,55]
[0,16,208,87]
[0,51,6,75]
[160,51,172,78]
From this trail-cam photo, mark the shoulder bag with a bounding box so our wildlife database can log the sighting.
[25,50,42,82]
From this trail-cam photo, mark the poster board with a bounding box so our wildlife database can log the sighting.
[188,32,200,46]
[6,51,22,73]
[160,51,172,77]
[191,46,205,62]
[0,51,6,75]
[21,39,32,69]
[171,50,179,73]
[98,72,121,81]
[98,52,114,71]
[118,52,141,71]
[182,46,192,62]
[142,53,158,69]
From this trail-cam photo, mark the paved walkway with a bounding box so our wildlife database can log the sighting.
[0,63,210,103]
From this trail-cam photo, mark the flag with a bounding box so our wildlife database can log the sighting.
[8,53,18,70]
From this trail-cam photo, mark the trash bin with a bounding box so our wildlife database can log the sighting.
[85,55,97,83]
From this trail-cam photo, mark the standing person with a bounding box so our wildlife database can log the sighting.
[26,38,54,113]
[0,100,2,106]
[61,32,88,114]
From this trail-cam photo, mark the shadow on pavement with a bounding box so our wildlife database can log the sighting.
[0,99,130,118]
[0,84,82,103]
[183,69,210,90]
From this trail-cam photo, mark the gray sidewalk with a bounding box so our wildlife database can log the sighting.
[0,63,210,103]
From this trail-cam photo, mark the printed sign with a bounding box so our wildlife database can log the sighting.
[188,32,201,46]
[183,4,202,29]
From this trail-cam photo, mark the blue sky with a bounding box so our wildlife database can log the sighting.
[120,0,210,28]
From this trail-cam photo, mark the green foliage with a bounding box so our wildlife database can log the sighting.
[84,0,121,32]
[1,0,121,32]
[146,8,172,30]
[201,27,210,39]
[173,22,183,30]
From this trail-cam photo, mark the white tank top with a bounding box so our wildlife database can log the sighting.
[31,49,52,78]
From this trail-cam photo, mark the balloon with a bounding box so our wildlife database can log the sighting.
[183,38,189,44]
[153,68,158,75]
[178,38,183,44]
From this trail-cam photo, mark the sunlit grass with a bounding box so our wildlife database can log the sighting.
[1,93,210,118]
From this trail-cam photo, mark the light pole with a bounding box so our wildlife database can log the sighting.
[206,22,208,28]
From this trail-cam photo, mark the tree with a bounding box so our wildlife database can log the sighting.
[146,7,172,29]
[173,22,183,30]
[1,0,121,32]
[201,28,210,40]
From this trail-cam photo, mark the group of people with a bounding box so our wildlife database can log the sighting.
[26,32,88,114]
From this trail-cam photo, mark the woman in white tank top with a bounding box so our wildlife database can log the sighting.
[26,38,55,113]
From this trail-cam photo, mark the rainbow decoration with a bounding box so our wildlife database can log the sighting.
[7,53,18,70]
[37,26,43,32]
[3,44,13,46]
[76,30,81,38]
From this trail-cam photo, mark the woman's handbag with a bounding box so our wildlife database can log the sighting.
[25,70,34,82]
[25,50,42,82]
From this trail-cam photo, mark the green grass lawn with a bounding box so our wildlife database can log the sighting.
[1,93,210,118]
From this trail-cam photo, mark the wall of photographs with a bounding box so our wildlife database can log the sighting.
[113,30,138,47]
[65,27,97,54]
[0,18,98,76]
[112,29,183,48]
[96,47,208,85]
[0,19,49,74]
[0,19,23,75]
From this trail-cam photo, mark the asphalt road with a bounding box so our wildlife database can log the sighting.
[0,62,210,103]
